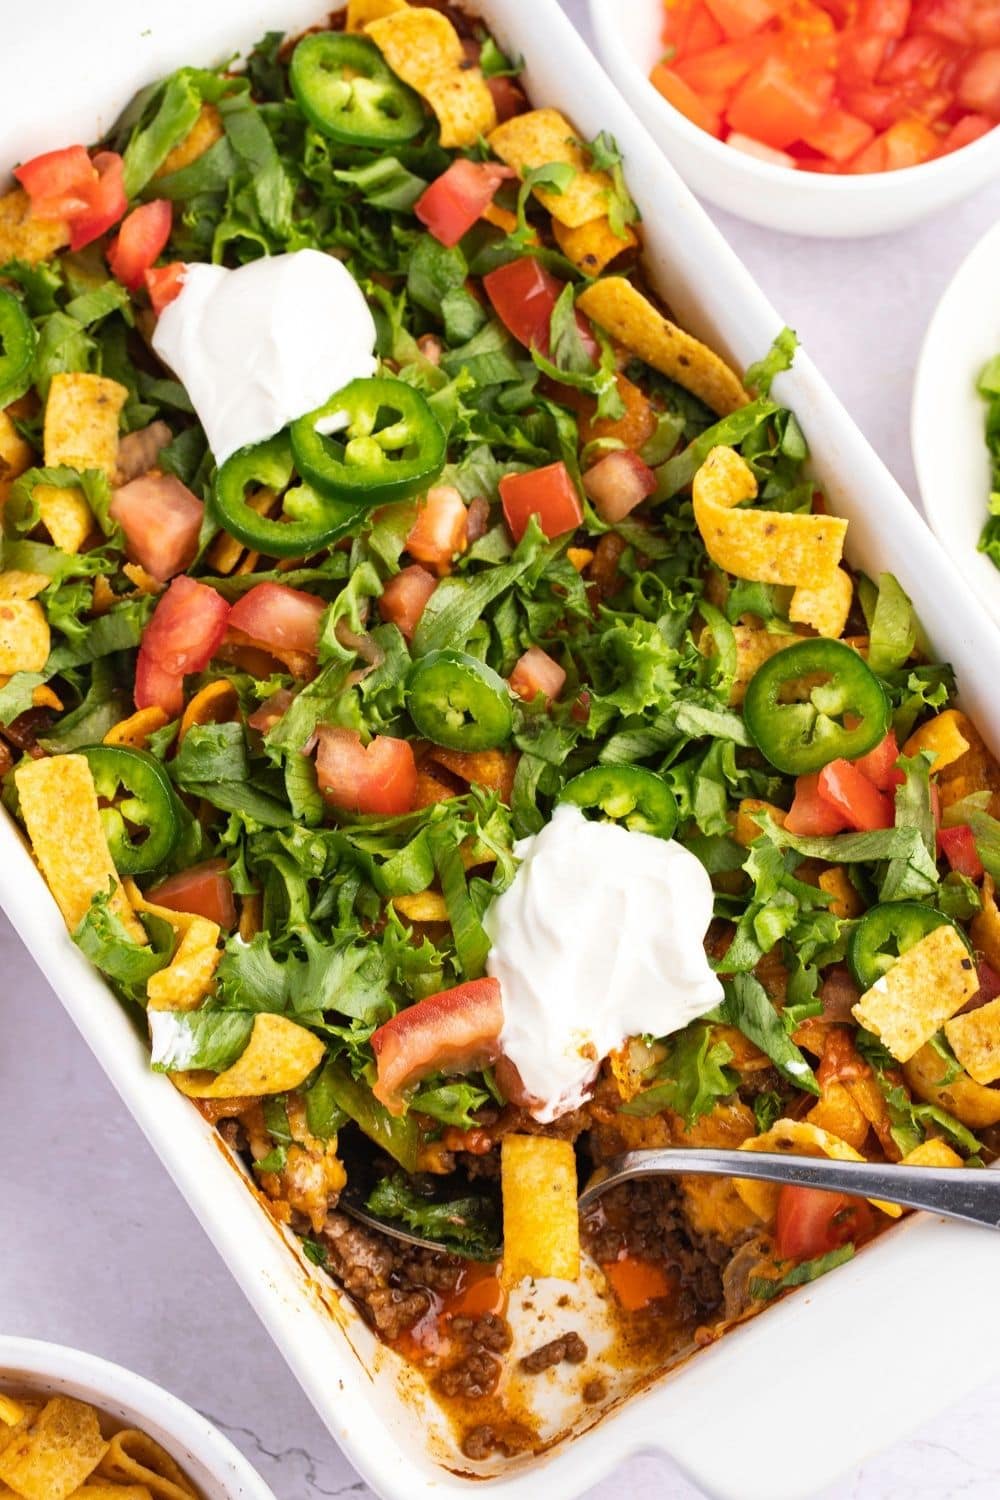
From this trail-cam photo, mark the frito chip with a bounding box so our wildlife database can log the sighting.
[788,566,853,639]
[348,0,408,27]
[428,746,517,801]
[903,709,971,773]
[727,625,801,705]
[0,1396,107,1500]
[489,109,612,228]
[852,923,978,1063]
[393,890,449,922]
[900,1138,964,1168]
[122,878,200,937]
[806,1079,870,1151]
[733,798,785,846]
[366,9,495,147]
[43,372,127,478]
[154,102,223,179]
[818,865,864,919]
[103,707,170,750]
[146,916,222,1012]
[566,546,594,572]
[480,201,519,236]
[501,1134,580,1286]
[170,1012,325,1098]
[206,488,278,574]
[735,1118,901,1220]
[0,598,49,673]
[0,1396,26,1428]
[73,1484,154,1498]
[944,995,1000,1085]
[0,570,48,600]
[15,755,145,941]
[122,563,162,596]
[552,214,637,273]
[693,446,848,593]
[34,484,93,554]
[238,891,263,942]
[32,684,63,711]
[96,1428,198,1499]
[0,409,34,503]
[577,279,748,415]
[178,679,239,743]
[0,186,69,264]
[904,1041,1000,1129]
[971,874,1000,971]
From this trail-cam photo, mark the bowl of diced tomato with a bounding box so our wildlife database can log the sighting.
[590,0,1000,236]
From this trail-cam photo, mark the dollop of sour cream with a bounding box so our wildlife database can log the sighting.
[152,249,377,466]
[484,803,723,1123]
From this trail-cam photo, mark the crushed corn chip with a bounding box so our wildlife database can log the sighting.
[393,890,449,922]
[727,625,801,705]
[366,9,495,147]
[0,408,34,502]
[0,186,69,264]
[348,0,408,27]
[788,566,853,639]
[818,865,864,919]
[35,483,93,554]
[577,278,748,414]
[733,798,785,846]
[207,488,278,574]
[501,1134,580,1285]
[0,1396,107,1500]
[567,546,594,572]
[43,372,127,477]
[900,1138,964,1168]
[171,1012,326,1097]
[735,1118,901,1220]
[154,102,223,178]
[0,598,49,673]
[239,890,263,943]
[944,995,1000,1085]
[32,683,62,711]
[0,569,49,600]
[971,874,1000,971]
[146,916,222,1012]
[852,923,978,1063]
[552,214,637,273]
[480,201,519,235]
[104,707,171,750]
[123,562,162,595]
[0,1396,25,1428]
[806,1080,870,1152]
[489,109,612,227]
[178,678,239,742]
[97,1426,199,1497]
[903,709,971,773]
[904,1041,1000,1129]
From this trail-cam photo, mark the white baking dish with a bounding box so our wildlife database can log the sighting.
[4,4,1000,1499]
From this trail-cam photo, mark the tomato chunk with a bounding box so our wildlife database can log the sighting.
[582,449,657,523]
[415,159,515,247]
[775,1185,875,1261]
[145,262,187,315]
[499,462,583,542]
[651,64,724,135]
[817,758,894,830]
[14,144,94,217]
[509,646,566,705]
[371,977,504,1113]
[110,473,203,583]
[728,57,834,147]
[107,200,172,291]
[405,485,469,574]
[229,582,325,657]
[784,772,850,836]
[66,151,127,251]
[937,822,985,878]
[315,727,417,817]
[851,729,900,791]
[957,45,1000,111]
[148,857,237,929]
[802,107,876,160]
[378,564,437,641]
[704,0,777,38]
[135,576,231,716]
[483,258,598,361]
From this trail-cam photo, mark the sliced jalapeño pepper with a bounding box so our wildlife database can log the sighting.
[743,639,890,777]
[289,33,425,148]
[559,765,679,840]
[80,743,182,875]
[848,901,971,992]
[291,377,446,507]
[213,433,358,559]
[0,287,36,409]
[407,650,513,751]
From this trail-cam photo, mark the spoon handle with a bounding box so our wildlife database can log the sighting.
[579,1149,1000,1231]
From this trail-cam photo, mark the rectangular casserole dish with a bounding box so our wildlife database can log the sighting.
[3,3,1000,1497]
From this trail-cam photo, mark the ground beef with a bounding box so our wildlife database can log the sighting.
[435,1349,502,1400]
[451,1314,512,1353]
[582,1377,608,1404]
[460,1423,534,1461]
[582,1179,726,1314]
[520,1332,587,1373]
[397,1243,465,1295]
[320,1213,431,1341]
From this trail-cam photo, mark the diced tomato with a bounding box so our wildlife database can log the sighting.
[15,144,127,249]
[775,1185,875,1261]
[134,576,231,716]
[838,27,890,84]
[370,977,504,1113]
[936,110,995,149]
[148,858,237,929]
[937,822,985,878]
[726,130,799,163]
[378,564,436,641]
[851,730,900,791]
[802,106,876,159]
[487,74,527,122]
[665,0,726,58]
[674,37,769,93]
[976,958,1000,1002]
[499,462,583,543]
[817,758,893,830]
[727,57,834,147]
[784,772,850,836]
[957,45,1000,110]
[602,1255,674,1311]
[911,0,1000,48]
[509,645,566,705]
[405,485,469,574]
[860,0,912,35]
[415,160,515,248]
[651,64,724,135]
[66,151,127,251]
[879,32,960,85]
[482,257,598,361]
[247,687,294,735]
[229,582,325,659]
[107,200,172,291]
[704,0,777,39]
[109,473,203,583]
[315,727,417,818]
[145,261,187,315]
[582,449,657,523]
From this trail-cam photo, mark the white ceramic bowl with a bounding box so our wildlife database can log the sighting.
[588,0,1000,237]
[912,217,1000,626]
[0,1337,274,1500]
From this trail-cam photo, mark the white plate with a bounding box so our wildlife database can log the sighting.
[0,1337,275,1500]
[4,6,1000,1500]
[912,218,1000,628]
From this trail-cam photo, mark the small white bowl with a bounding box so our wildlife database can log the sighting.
[588,0,1000,237]
[912,217,1000,628]
[0,1338,275,1500]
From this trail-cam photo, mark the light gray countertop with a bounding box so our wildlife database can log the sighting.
[4,2,1000,1496]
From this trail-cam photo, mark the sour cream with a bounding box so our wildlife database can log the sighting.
[484,803,723,1123]
[152,249,377,466]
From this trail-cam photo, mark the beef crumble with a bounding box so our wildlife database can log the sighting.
[520,1332,588,1374]
[582,1178,727,1315]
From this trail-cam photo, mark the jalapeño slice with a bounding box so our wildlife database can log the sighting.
[289,33,425,148]
[80,744,182,875]
[407,650,513,751]
[213,433,357,559]
[290,376,445,507]
[744,638,890,777]
[848,901,971,992]
[559,765,679,841]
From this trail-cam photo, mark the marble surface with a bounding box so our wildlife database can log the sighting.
[4,2,1000,1497]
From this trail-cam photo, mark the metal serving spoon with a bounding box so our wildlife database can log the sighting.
[341,1148,1000,1254]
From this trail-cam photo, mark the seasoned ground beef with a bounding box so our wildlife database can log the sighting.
[451,1313,512,1353]
[582,1377,608,1404]
[435,1349,502,1400]
[320,1212,432,1341]
[582,1179,726,1314]
[520,1332,588,1373]
[461,1422,534,1461]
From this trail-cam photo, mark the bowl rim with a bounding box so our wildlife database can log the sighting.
[0,1336,276,1500]
[588,0,1000,193]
